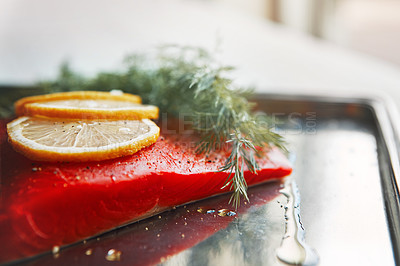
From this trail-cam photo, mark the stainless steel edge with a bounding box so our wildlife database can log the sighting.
[255,91,400,264]
[370,98,400,264]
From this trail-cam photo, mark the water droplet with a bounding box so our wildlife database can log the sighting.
[276,181,319,266]
[119,127,131,133]
[218,209,229,217]
[105,249,122,261]
[226,211,236,216]
[52,246,60,254]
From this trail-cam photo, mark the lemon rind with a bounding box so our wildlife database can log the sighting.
[24,102,159,120]
[15,91,142,116]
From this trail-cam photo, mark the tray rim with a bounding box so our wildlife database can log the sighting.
[255,91,400,264]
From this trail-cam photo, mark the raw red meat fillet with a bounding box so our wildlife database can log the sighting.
[0,120,292,263]
[28,182,283,266]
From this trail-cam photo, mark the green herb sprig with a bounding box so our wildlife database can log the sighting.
[2,45,286,208]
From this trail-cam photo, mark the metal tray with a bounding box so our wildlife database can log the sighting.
[7,92,400,266]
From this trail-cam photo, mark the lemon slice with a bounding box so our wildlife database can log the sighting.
[15,90,142,116]
[7,116,160,162]
[23,99,159,120]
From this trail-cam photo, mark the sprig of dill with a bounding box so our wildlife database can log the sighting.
[1,45,286,208]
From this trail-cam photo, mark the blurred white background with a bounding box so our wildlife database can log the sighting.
[1,0,400,103]
[226,0,400,66]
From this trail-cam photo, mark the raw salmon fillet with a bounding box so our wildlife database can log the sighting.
[0,120,292,263]
[28,182,283,266]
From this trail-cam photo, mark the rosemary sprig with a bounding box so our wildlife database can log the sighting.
[1,45,286,208]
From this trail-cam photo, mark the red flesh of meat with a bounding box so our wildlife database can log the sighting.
[0,120,292,263]
[28,182,283,266]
